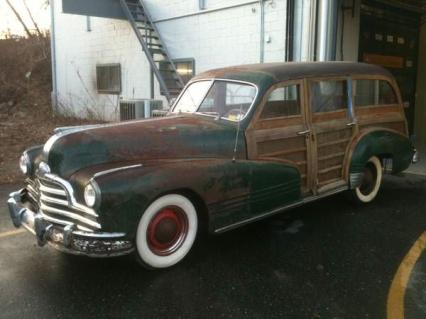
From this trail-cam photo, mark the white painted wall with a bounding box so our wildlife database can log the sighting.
[53,0,288,121]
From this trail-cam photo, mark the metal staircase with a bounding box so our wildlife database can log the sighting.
[119,0,185,102]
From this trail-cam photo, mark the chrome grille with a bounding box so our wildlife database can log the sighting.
[25,176,100,232]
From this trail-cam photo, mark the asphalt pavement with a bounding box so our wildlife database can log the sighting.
[1,174,426,319]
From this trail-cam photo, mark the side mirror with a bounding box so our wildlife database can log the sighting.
[403,101,410,108]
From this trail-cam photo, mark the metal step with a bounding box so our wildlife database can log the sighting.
[137,25,154,32]
[148,43,163,48]
[149,48,166,55]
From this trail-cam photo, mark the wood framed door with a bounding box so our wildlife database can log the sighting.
[307,77,357,193]
[246,80,313,194]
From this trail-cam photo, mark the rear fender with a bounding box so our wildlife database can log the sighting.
[345,128,414,188]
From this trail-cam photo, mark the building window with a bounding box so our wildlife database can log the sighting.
[260,85,301,119]
[96,64,121,94]
[174,59,195,84]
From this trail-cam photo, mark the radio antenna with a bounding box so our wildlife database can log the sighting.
[232,104,244,162]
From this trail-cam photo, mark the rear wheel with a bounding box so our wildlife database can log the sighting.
[135,194,198,269]
[349,156,383,204]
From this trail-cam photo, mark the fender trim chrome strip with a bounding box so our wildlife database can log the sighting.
[93,164,143,178]
[214,186,349,234]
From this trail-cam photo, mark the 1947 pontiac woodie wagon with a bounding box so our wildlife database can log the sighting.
[8,62,416,269]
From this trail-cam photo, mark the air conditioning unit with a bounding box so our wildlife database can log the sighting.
[119,99,164,121]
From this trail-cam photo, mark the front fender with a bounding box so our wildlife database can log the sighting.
[94,159,300,236]
[24,145,44,178]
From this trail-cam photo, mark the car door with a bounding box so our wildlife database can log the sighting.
[246,80,313,195]
[307,77,357,193]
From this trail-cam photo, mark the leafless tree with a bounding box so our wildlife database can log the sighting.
[23,0,43,38]
[5,0,33,38]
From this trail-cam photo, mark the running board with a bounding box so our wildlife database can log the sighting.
[214,186,349,234]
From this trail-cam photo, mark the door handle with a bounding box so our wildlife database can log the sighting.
[346,121,357,127]
[297,129,311,136]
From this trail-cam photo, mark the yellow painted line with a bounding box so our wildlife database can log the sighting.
[0,229,26,239]
[387,231,426,319]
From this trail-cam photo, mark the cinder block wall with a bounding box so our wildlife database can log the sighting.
[53,0,288,121]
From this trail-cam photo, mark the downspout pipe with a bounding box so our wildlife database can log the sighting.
[50,0,58,112]
[316,0,339,61]
[285,0,295,61]
[260,0,265,63]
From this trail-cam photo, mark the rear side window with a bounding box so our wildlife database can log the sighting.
[311,80,348,113]
[260,84,301,119]
[354,80,398,107]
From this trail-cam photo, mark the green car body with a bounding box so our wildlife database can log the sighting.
[8,62,415,262]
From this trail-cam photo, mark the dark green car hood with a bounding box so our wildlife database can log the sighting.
[44,115,246,178]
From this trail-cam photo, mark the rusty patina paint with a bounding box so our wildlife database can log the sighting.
[84,159,300,235]
[348,129,414,175]
[46,114,247,178]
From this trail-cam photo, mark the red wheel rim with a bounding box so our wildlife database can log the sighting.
[147,206,188,256]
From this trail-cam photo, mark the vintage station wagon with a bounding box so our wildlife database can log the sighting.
[8,62,416,268]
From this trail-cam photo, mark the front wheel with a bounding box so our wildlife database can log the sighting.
[135,194,198,269]
[349,156,383,204]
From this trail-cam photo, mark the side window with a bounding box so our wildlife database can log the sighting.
[260,84,301,119]
[354,79,376,106]
[379,80,398,105]
[311,80,347,113]
[354,79,398,107]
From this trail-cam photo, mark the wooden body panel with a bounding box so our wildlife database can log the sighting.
[246,72,409,198]
[351,75,408,136]
[246,80,312,192]
[313,122,354,189]
[306,77,357,193]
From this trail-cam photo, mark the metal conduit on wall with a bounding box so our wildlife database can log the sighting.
[50,0,58,112]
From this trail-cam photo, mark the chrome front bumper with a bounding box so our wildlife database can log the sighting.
[7,189,134,257]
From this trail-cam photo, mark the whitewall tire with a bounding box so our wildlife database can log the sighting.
[135,194,198,269]
[353,156,383,204]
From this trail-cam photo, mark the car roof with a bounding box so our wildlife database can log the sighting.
[192,62,393,87]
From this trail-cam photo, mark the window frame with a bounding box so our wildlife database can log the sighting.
[259,83,303,120]
[250,79,306,130]
[352,76,401,108]
[96,63,121,95]
[171,78,259,122]
[309,77,350,115]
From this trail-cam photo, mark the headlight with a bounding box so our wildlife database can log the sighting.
[38,162,51,174]
[19,153,30,175]
[84,183,98,207]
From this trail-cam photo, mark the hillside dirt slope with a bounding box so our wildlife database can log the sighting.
[0,37,101,184]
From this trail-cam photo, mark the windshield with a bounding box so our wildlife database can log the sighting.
[172,80,257,122]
